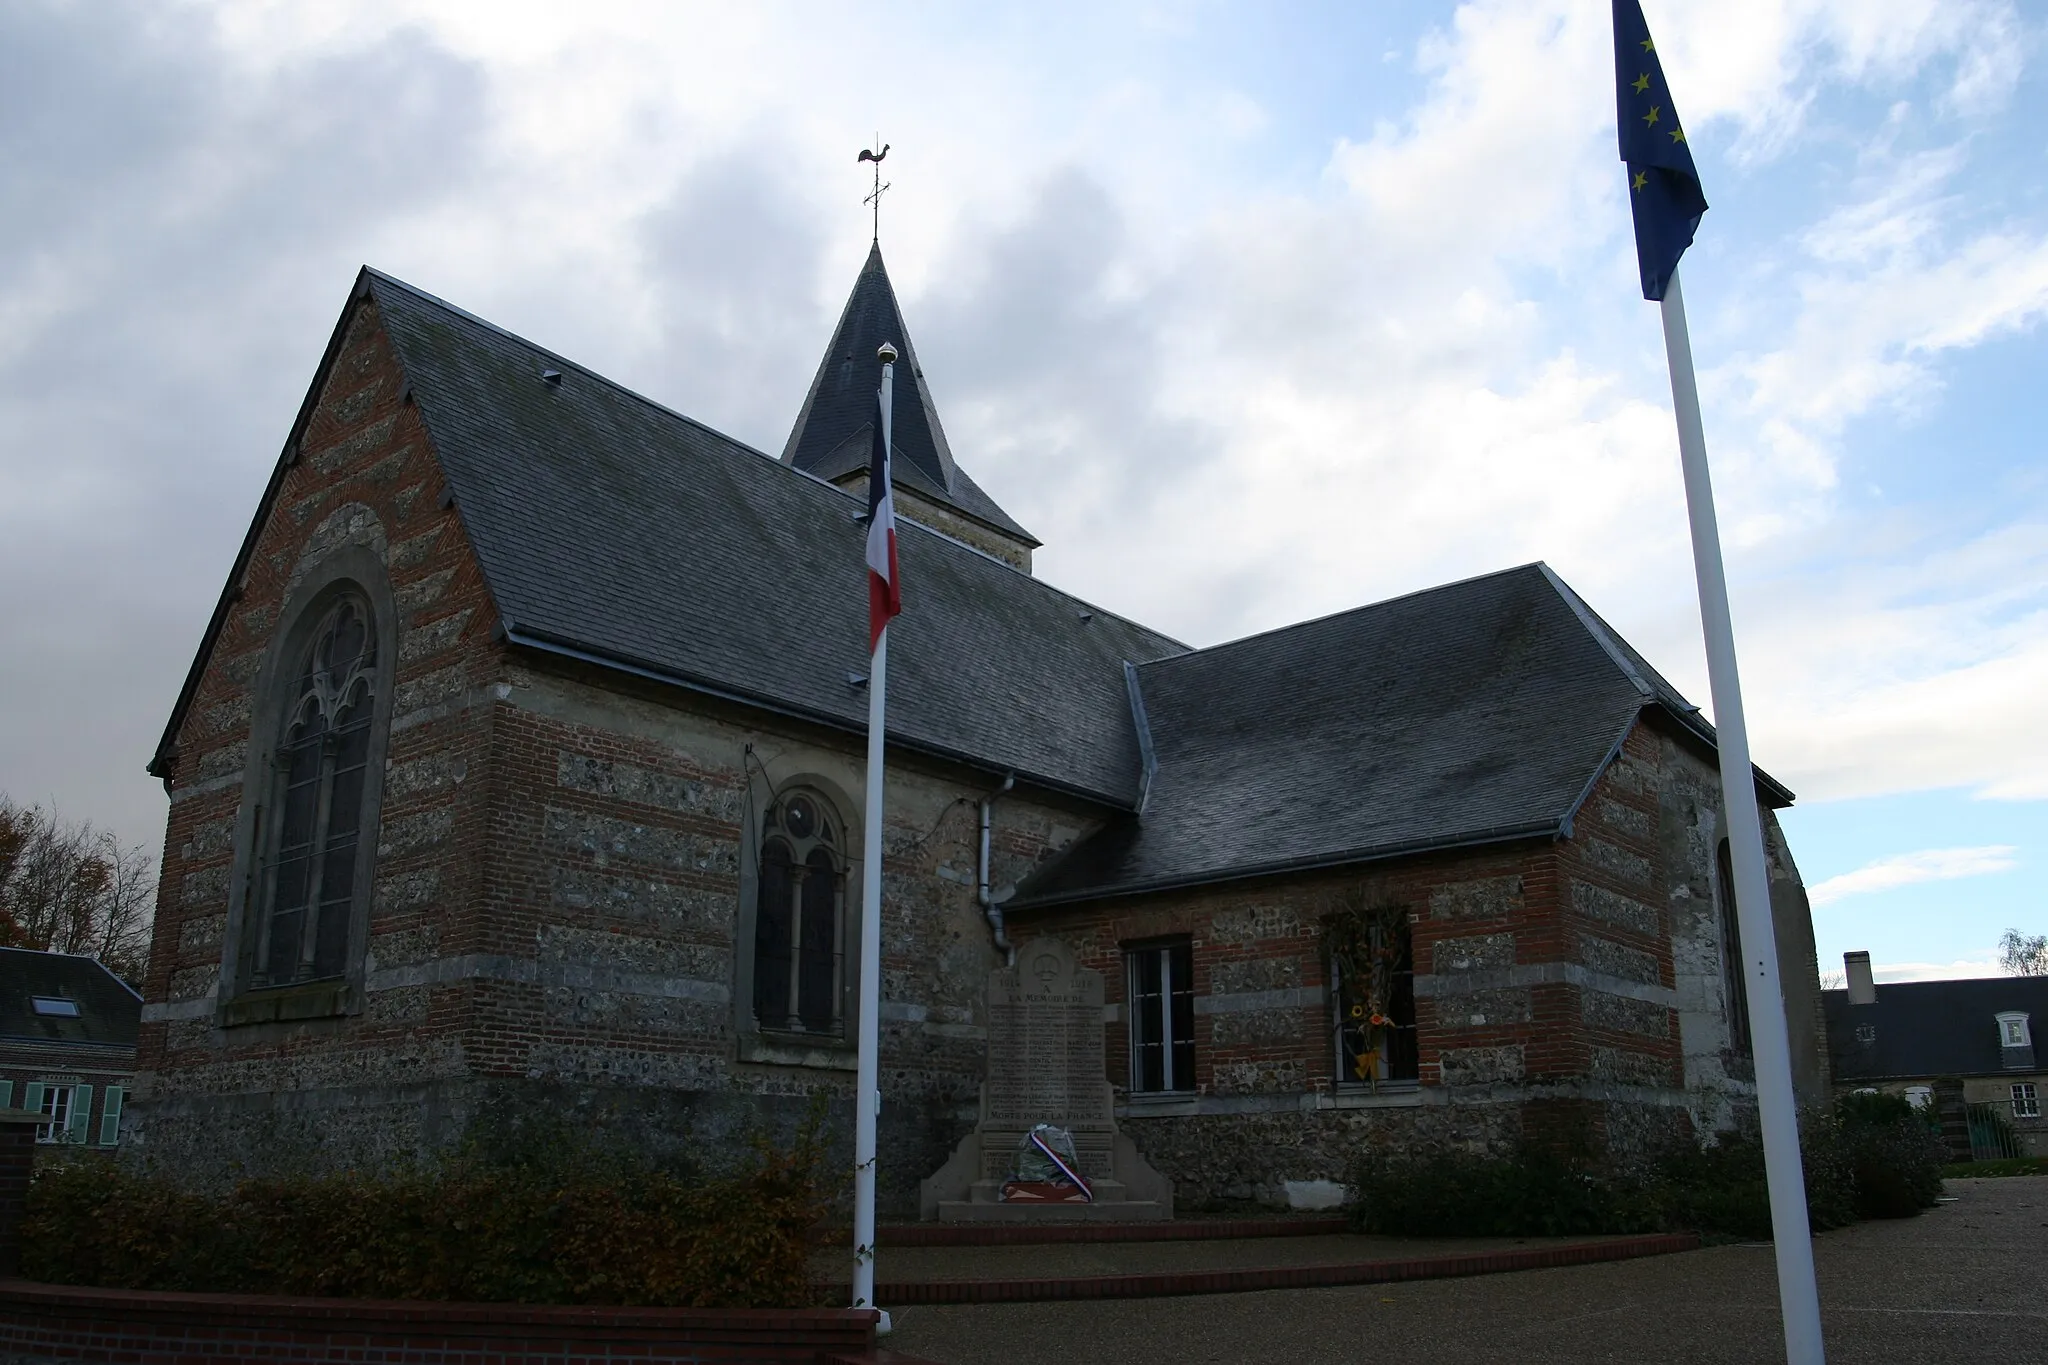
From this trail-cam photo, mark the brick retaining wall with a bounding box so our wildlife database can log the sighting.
[0,1281,877,1365]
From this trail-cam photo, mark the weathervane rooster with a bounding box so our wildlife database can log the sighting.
[859,141,890,242]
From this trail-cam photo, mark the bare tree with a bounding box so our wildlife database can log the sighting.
[0,796,154,986]
[1999,928,2048,977]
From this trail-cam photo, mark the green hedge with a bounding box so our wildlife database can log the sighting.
[1349,1093,1947,1240]
[22,1115,831,1306]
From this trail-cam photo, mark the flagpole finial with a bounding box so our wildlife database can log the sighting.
[877,342,898,364]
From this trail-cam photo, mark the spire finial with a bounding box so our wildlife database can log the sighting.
[857,137,891,243]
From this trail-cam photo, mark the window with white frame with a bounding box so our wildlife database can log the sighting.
[1997,1012,2032,1049]
[35,1084,74,1144]
[1126,940,1195,1094]
[2013,1083,2040,1120]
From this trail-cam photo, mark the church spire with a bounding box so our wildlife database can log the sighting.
[782,244,1039,568]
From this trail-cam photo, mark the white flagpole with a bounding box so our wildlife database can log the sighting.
[850,351,895,1327]
[1659,268,1826,1365]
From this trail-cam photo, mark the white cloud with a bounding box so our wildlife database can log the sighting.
[1808,844,2020,906]
[2,0,2046,882]
[1872,954,2008,983]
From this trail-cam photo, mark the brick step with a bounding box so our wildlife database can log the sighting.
[849,1215,1350,1246]
[821,1232,1699,1305]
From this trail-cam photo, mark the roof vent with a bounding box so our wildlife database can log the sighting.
[30,997,80,1018]
[540,368,563,386]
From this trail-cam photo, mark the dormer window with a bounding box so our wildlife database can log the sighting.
[1997,1012,2032,1050]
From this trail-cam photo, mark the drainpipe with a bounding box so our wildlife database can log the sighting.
[978,772,1017,964]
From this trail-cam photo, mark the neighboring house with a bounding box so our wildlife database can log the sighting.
[130,250,1829,1211]
[0,948,142,1148]
[1824,950,2048,1159]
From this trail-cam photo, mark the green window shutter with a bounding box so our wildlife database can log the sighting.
[21,1082,43,1125]
[66,1086,92,1145]
[99,1086,124,1146]
[0,1080,12,1110]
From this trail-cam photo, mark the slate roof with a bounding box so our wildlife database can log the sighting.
[0,949,141,1050]
[151,269,1179,806]
[1825,977,2048,1081]
[1011,563,1790,908]
[153,266,1796,907]
[781,244,1036,545]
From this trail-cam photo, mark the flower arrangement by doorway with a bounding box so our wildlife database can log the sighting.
[1324,898,1410,1092]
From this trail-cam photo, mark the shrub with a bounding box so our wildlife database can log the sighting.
[21,1115,830,1307]
[1832,1091,1945,1219]
[1346,1094,1943,1241]
[1348,1145,1659,1238]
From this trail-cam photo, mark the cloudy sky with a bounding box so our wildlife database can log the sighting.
[2,0,2042,982]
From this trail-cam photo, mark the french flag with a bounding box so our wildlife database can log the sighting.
[866,371,901,650]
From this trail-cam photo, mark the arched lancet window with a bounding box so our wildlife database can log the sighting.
[752,788,847,1035]
[252,596,378,986]
[1716,840,1754,1060]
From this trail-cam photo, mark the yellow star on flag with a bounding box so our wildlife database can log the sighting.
[1632,73,1651,94]
[1641,37,1655,52]
[1643,105,1661,128]
[1670,126,1686,144]
[1632,170,1648,192]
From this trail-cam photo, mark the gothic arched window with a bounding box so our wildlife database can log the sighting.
[251,596,379,986]
[1716,840,1754,1060]
[751,788,847,1035]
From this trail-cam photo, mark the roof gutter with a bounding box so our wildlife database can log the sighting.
[1005,817,1561,913]
[498,623,1137,814]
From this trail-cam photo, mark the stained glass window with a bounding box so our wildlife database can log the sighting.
[253,597,377,986]
[751,790,847,1035]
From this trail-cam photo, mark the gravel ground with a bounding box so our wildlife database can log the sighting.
[882,1176,2048,1364]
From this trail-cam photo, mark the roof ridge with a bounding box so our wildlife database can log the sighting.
[1536,563,1654,698]
[0,946,144,1001]
[364,268,781,465]
[367,267,1178,655]
[1135,561,1551,671]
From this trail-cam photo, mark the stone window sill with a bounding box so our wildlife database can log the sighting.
[221,980,350,1027]
[1319,1084,1424,1110]
[1118,1091,1200,1117]
[738,1030,857,1071]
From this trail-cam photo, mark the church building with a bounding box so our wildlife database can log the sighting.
[132,246,1830,1213]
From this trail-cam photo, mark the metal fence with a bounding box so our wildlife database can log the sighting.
[1966,1102,2029,1162]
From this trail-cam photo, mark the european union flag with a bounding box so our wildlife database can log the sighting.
[1615,0,1706,300]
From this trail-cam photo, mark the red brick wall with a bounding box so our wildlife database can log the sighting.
[1017,842,1563,1101]
[0,1282,875,1364]
[137,297,505,1167]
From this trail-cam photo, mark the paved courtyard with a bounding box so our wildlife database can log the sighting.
[883,1176,2048,1364]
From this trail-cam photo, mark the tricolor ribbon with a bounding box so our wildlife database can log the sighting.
[1029,1129,1093,1202]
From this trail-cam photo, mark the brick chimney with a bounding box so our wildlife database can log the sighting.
[1844,950,1876,1005]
